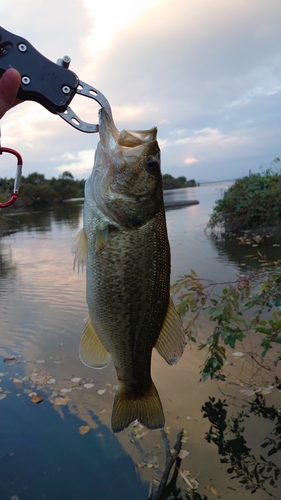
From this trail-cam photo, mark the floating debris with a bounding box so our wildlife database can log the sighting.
[4,356,17,362]
[206,484,218,495]
[178,449,189,459]
[178,469,195,490]
[30,374,47,385]
[84,383,94,389]
[239,389,256,397]
[180,469,199,490]
[79,425,90,435]
[255,385,274,395]
[30,393,44,404]
[51,396,70,406]
[71,377,81,383]
[12,378,24,388]
[232,351,244,357]
[60,388,72,394]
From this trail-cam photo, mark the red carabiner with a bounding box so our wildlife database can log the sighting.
[0,147,23,208]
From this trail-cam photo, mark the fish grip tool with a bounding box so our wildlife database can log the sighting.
[0,26,113,207]
[0,26,112,133]
[0,146,22,208]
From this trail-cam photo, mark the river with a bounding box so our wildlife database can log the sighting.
[0,181,280,500]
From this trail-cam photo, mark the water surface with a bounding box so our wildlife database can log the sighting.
[0,181,280,500]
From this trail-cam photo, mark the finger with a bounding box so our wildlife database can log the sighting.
[0,68,21,119]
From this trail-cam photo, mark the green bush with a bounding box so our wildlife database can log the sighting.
[209,165,281,232]
[172,261,281,381]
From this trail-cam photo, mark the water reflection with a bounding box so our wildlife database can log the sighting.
[2,353,280,500]
[0,205,86,361]
[149,388,281,500]
[0,244,17,282]
[0,361,146,500]
[202,394,281,498]
[52,203,83,229]
[209,232,281,271]
[9,203,83,234]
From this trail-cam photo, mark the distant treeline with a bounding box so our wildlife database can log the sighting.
[0,171,85,208]
[162,174,199,190]
[0,171,199,209]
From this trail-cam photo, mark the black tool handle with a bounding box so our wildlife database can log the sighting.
[0,26,79,113]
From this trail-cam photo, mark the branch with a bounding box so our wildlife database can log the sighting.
[148,428,184,500]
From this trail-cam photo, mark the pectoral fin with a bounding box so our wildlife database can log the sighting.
[155,297,185,365]
[79,319,111,369]
[95,226,109,255]
[72,228,88,273]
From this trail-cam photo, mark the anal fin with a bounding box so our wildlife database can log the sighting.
[155,297,185,365]
[79,318,111,369]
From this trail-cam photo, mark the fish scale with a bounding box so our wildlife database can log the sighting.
[87,209,170,392]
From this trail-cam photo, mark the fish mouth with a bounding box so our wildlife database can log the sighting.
[99,107,157,155]
[98,107,158,199]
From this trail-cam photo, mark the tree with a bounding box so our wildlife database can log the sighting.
[61,171,74,180]
[24,172,46,185]
[177,176,187,185]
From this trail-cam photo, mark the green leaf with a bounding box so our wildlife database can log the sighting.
[256,327,271,334]
[198,344,207,350]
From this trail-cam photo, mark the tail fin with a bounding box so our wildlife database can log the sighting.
[111,381,165,433]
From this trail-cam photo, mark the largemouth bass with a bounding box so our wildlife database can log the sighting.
[73,108,185,433]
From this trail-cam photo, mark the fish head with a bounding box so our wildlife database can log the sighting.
[89,108,164,227]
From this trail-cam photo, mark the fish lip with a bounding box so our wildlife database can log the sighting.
[99,108,119,151]
[109,182,148,200]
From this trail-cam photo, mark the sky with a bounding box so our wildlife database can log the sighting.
[1,0,281,183]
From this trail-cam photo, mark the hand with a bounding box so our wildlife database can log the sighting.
[0,68,22,119]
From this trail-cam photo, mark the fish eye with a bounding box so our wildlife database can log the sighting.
[146,156,159,172]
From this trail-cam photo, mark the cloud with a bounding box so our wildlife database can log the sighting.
[83,0,163,53]
[176,127,251,148]
[1,0,281,183]
[184,158,199,166]
[56,150,95,177]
